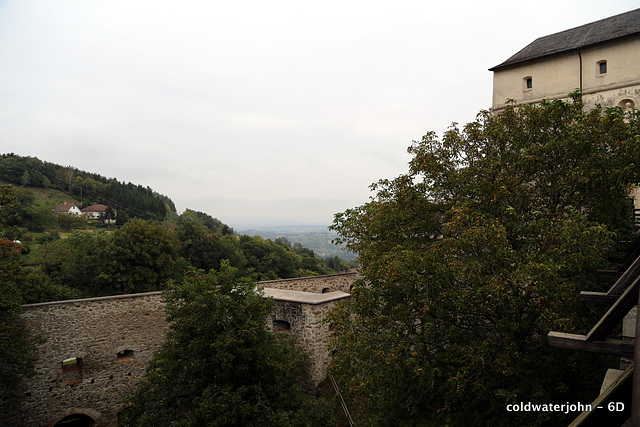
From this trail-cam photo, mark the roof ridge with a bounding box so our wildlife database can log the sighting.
[491,8,640,70]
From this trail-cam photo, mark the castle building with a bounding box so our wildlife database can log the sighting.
[490,8,640,113]
[493,9,640,426]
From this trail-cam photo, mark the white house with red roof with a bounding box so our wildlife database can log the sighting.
[53,202,81,216]
[81,204,109,219]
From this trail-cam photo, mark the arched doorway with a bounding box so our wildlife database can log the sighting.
[53,413,96,427]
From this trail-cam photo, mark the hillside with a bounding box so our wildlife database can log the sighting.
[7,184,80,210]
[0,153,175,221]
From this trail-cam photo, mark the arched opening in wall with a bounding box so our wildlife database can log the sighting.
[117,349,134,362]
[273,320,291,334]
[349,285,355,293]
[321,287,330,293]
[617,98,636,111]
[53,414,96,427]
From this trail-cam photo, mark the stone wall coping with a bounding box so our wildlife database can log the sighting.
[257,271,357,284]
[21,272,356,309]
[262,288,350,305]
[21,287,351,310]
[21,291,163,309]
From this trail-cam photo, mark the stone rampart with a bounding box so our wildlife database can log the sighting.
[265,289,350,383]
[258,271,358,293]
[5,292,167,427]
[2,273,354,427]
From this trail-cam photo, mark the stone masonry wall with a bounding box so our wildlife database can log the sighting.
[2,273,355,427]
[258,271,358,293]
[266,290,350,384]
[5,292,167,427]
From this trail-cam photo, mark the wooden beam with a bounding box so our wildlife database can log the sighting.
[586,274,640,341]
[607,253,640,296]
[548,332,635,358]
[569,367,632,427]
[619,236,640,272]
[579,291,618,303]
[632,289,640,424]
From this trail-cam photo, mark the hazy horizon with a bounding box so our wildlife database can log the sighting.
[2,1,637,226]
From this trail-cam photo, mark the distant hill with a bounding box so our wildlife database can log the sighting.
[238,225,357,261]
[3,153,357,263]
[0,153,175,221]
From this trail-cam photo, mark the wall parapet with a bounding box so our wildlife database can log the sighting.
[264,288,350,305]
[258,271,358,294]
[21,290,163,309]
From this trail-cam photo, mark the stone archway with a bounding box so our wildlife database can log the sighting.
[50,408,101,427]
[53,413,96,427]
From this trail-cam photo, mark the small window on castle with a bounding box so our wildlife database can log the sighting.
[321,287,330,294]
[273,320,291,334]
[62,357,83,384]
[117,349,134,362]
[523,77,532,91]
[62,357,81,373]
[598,61,607,75]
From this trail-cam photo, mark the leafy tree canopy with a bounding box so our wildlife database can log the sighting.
[119,263,332,426]
[0,186,39,405]
[329,94,640,426]
[38,219,180,296]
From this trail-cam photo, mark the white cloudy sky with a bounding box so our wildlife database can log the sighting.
[1,1,638,228]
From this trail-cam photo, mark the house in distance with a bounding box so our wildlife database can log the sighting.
[53,202,81,216]
[81,204,111,219]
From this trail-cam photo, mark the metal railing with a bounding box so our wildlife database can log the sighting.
[328,370,354,427]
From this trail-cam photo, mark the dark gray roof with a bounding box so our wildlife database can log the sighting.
[490,8,640,71]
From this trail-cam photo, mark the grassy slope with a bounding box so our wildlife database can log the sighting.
[24,185,81,209]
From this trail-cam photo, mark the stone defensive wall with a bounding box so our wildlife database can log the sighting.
[2,273,355,427]
[258,271,358,293]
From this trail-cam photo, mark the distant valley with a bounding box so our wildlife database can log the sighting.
[238,225,357,261]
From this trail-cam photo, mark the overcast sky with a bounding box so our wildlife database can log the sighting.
[1,1,638,228]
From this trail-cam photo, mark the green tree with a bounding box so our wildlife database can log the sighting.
[103,205,116,224]
[56,213,86,231]
[0,185,20,239]
[181,208,234,235]
[39,220,180,297]
[23,203,57,232]
[0,186,39,406]
[329,95,640,426]
[176,212,245,273]
[119,263,332,426]
[97,218,181,295]
[240,235,302,280]
[19,170,30,186]
[19,270,80,304]
[42,230,110,295]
